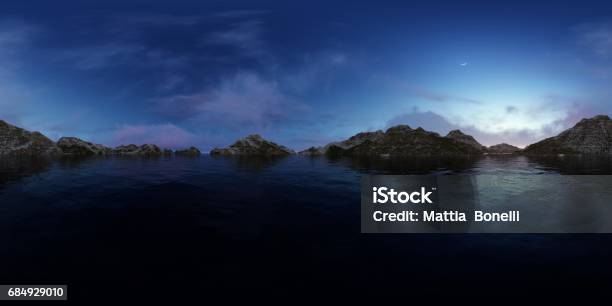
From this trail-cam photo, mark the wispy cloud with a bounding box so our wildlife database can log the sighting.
[202,19,268,59]
[58,43,147,70]
[107,13,206,28]
[574,22,612,59]
[210,10,269,19]
[153,72,307,128]
[0,19,38,125]
[409,86,482,105]
[505,106,518,114]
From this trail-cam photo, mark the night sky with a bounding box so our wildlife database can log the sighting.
[1,0,612,150]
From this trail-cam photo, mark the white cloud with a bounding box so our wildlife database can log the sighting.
[153,72,308,128]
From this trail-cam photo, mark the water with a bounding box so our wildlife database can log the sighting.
[1,155,612,300]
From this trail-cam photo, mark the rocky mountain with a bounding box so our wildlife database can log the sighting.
[299,131,384,156]
[112,144,170,156]
[0,120,59,155]
[445,130,485,150]
[211,134,294,156]
[1,119,194,157]
[486,143,521,154]
[176,146,201,156]
[57,137,112,155]
[58,139,167,156]
[113,144,140,155]
[307,125,482,157]
[524,115,612,155]
[137,144,162,156]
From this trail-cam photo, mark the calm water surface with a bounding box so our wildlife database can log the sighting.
[1,155,611,299]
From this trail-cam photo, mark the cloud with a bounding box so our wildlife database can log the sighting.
[112,123,196,148]
[0,19,36,73]
[60,43,147,70]
[203,19,267,58]
[153,72,307,128]
[210,10,269,19]
[574,22,612,59]
[505,106,518,114]
[108,13,206,28]
[410,87,482,105]
[0,20,38,125]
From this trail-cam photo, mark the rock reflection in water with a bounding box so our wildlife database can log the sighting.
[525,154,612,174]
[324,155,480,174]
[0,156,53,188]
[210,155,288,172]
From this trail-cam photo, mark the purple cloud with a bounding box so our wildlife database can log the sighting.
[112,123,196,148]
[153,72,308,128]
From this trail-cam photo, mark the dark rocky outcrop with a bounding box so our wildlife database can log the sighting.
[0,120,59,155]
[318,125,482,157]
[445,130,485,150]
[57,137,112,155]
[138,144,162,156]
[113,144,140,155]
[299,131,384,156]
[524,115,612,155]
[176,146,201,156]
[486,143,522,154]
[210,134,294,156]
[112,144,164,156]
[1,119,204,158]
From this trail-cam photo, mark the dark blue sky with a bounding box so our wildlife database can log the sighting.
[1,0,612,149]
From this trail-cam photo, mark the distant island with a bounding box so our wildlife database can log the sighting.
[210,134,294,156]
[1,115,611,157]
[0,120,201,157]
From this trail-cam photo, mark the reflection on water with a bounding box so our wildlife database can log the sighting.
[3,154,612,189]
[526,154,612,174]
[1,154,612,299]
[326,155,480,174]
[210,155,287,172]
[0,156,53,187]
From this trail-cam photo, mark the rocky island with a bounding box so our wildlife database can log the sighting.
[57,137,113,155]
[485,143,522,154]
[445,129,486,150]
[523,115,612,155]
[1,120,60,156]
[176,147,201,156]
[299,125,482,157]
[210,134,294,156]
[0,119,200,157]
[3,115,612,158]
